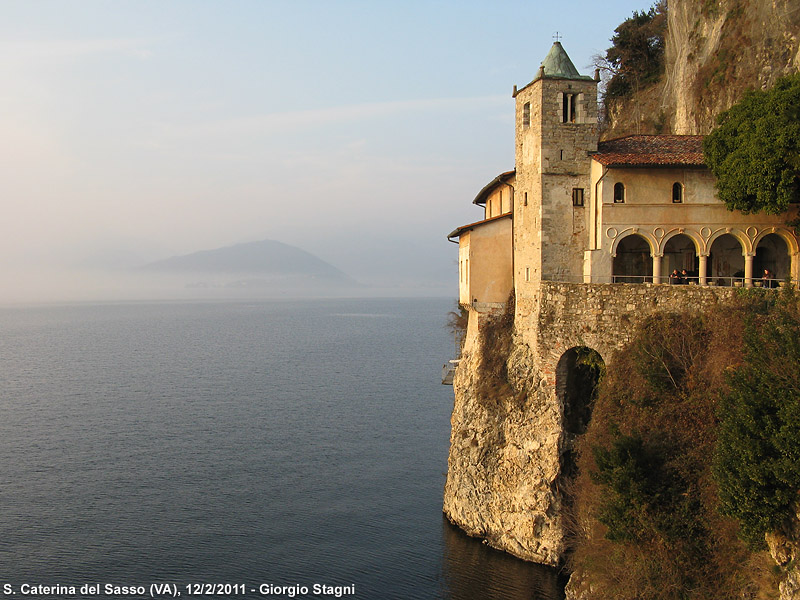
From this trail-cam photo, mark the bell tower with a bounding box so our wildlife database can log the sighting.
[512,41,599,300]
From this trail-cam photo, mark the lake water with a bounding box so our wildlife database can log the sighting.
[0,297,565,599]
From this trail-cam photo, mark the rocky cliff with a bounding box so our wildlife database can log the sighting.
[443,306,566,566]
[767,507,800,600]
[605,0,800,137]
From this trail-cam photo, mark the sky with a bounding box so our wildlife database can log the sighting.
[1,0,651,302]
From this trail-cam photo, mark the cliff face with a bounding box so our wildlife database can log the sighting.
[443,309,566,566]
[767,507,800,600]
[605,0,800,137]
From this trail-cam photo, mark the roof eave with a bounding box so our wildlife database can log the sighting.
[472,170,515,205]
[447,213,513,241]
[515,74,594,97]
[591,159,707,169]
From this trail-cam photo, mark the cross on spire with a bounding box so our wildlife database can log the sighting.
[553,31,562,43]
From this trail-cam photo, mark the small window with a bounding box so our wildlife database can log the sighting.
[613,182,625,203]
[524,192,528,207]
[672,182,683,203]
[572,188,584,207]
[523,102,530,127]
[525,267,530,282]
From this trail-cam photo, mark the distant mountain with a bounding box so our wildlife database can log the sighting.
[141,239,357,287]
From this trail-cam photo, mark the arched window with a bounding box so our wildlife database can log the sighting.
[672,182,683,203]
[561,92,577,123]
[613,182,625,203]
[522,102,530,127]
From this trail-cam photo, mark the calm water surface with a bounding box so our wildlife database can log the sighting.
[0,298,564,599]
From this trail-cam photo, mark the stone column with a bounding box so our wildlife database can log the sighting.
[699,254,708,286]
[652,253,663,284]
[745,252,755,288]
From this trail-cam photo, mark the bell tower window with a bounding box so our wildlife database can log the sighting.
[523,102,530,127]
[562,93,577,123]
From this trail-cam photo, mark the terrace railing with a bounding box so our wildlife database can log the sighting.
[542,274,789,288]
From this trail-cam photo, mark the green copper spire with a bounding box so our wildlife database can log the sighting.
[539,41,592,80]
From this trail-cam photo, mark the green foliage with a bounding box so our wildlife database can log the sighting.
[714,295,800,548]
[576,346,606,381]
[604,2,667,99]
[703,74,800,215]
[592,431,694,543]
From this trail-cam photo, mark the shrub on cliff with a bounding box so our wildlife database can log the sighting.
[591,430,698,544]
[476,292,517,404]
[446,302,469,353]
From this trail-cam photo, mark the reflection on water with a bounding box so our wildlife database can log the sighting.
[440,517,567,600]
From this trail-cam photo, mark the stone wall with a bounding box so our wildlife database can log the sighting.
[513,73,598,298]
[525,281,737,370]
[444,282,739,565]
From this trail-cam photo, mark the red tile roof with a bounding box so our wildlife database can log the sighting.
[592,135,706,167]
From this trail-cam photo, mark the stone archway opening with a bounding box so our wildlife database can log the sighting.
[710,234,745,286]
[613,234,652,283]
[664,234,697,283]
[755,233,790,286]
[556,347,605,482]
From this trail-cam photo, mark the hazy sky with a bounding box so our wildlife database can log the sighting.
[1,0,649,300]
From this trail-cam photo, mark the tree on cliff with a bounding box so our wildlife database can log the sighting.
[597,1,667,99]
[703,74,800,215]
[714,291,800,548]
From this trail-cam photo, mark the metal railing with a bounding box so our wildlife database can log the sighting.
[542,274,790,288]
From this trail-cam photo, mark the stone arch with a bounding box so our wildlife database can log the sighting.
[612,232,654,283]
[556,346,604,436]
[753,228,799,256]
[556,346,605,487]
[754,232,792,284]
[611,229,657,257]
[709,232,746,285]
[706,228,751,255]
[659,229,702,255]
[662,232,700,282]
